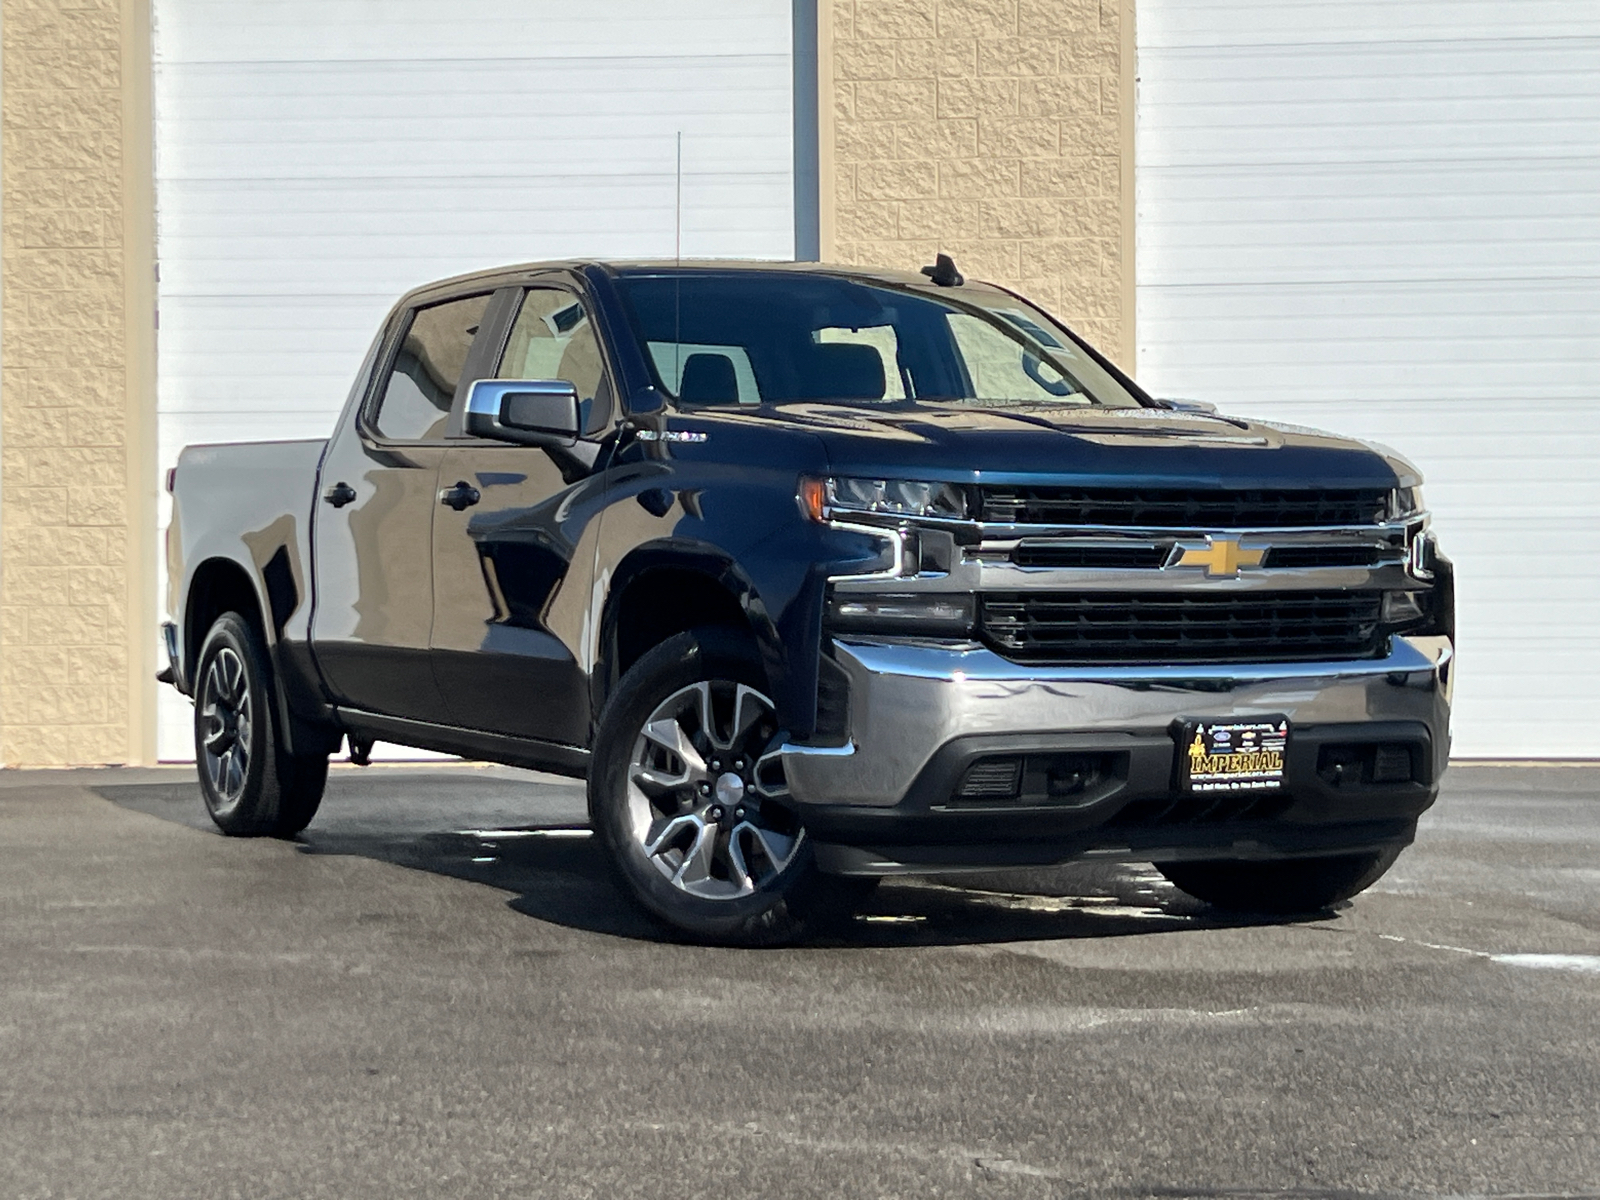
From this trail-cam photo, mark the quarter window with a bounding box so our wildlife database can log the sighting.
[373,293,492,441]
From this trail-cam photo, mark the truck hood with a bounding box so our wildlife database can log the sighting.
[691,401,1420,490]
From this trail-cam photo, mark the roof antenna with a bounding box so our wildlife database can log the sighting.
[674,130,683,394]
[920,253,964,287]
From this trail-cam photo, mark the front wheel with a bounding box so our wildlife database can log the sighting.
[194,612,328,837]
[1155,846,1404,914]
[588,628,872,946]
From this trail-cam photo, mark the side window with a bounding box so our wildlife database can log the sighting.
[373,293,492,441]
[498,289,612,434]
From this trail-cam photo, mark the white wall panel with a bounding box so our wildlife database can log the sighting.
[154,0,796,759]
[1137,2,1600,756]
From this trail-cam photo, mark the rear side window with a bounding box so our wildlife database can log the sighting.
[373,293,492,440]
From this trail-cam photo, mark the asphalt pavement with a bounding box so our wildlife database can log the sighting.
[1,761,1596,1199]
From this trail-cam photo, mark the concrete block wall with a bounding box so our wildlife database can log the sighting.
[825,0,1133,364]
[1,0,155,766]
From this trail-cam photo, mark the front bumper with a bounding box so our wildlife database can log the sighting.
[778,635,1453,875]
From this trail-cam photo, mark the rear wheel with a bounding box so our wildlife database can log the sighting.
[1155,847,1403,914]
[589,628,872,946]
[194,612,328,837]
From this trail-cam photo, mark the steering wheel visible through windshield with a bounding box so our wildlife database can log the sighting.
[614,271,1145,411]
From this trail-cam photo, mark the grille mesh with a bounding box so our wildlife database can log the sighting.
[1011,543,1168,570]
[980,487,1389,529]
[980,591,1385,664]
[1263,545,1382,569]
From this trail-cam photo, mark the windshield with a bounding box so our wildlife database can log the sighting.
[614,272,1145,411]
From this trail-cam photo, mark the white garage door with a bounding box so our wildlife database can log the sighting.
[1136,2,1600,757]
[154,0,799,759]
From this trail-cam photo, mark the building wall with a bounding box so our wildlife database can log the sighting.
[822,0,1135,364]
[0,0,1131,767]
[0,0,156,766]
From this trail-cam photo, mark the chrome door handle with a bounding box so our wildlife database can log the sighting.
[439,480,481,511]
[323,481,357,508]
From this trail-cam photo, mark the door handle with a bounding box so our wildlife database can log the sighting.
[439,480,481,511]
[323,481,357,508]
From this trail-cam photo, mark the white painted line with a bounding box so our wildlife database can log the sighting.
[1380,934,1600,976]
[1489,953,1600,975]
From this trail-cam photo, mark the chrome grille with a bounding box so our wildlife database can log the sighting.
[979,591,1385,664]
[979,486,1390,529]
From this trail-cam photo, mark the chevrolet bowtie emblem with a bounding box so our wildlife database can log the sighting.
[1170,537,1265,578]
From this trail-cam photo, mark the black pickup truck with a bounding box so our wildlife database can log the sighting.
[163,258,1454,944]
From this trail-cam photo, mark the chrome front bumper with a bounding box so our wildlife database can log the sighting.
[782,635,1454,811]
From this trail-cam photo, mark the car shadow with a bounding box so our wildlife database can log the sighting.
[96,773,1319,948]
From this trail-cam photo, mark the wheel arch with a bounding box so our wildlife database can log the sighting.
[184,555,274,677]
[183,555,340,758]
[596,548,781,722]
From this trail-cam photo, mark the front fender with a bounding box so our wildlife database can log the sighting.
[594,444,907,738]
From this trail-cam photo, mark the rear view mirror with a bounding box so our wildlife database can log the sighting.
[464,379,580,447]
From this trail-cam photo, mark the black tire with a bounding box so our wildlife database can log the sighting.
[588,627,874,946]
[1155,846,1404,914]
[193,612,328,838]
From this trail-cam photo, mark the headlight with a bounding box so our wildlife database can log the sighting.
[801,476,968,522]
[826,592,976,636]
[1386,486,1424,522]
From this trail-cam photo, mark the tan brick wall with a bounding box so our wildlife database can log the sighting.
[825,0,1132,364]
[1,0,156,766]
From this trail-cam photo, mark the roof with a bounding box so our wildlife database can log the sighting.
[397,258,993,306]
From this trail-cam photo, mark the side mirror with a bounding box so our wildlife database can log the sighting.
[464,379,580,447]
[1157,397,1219,416]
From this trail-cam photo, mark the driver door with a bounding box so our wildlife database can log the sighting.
[429,285,614,746]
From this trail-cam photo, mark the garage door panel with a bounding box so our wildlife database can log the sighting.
[160,177,793,236]
[161,1,789,62]
[1137,240,1600,285]
[1145,2,1597,47]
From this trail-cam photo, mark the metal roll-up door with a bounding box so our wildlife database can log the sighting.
[154,0,798,758]
[1137,2,1600,756]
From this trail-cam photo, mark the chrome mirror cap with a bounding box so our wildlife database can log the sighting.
[464,379,581,447]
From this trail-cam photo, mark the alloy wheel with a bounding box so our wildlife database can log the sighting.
[625,680,802,900]
[199,646,252,806]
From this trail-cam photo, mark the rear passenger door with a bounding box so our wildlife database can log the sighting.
[311,290,498,722]
[429,285,615,746]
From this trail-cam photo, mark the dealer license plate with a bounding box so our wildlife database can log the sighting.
[1178,716,1290,793]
